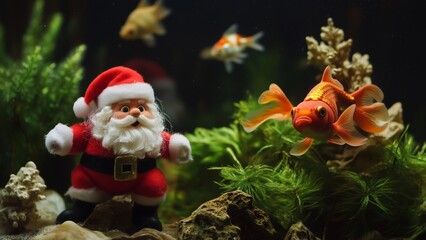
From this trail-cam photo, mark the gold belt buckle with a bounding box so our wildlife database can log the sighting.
[114,155,137,181]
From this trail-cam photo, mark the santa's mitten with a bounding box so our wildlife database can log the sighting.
[169,133,192,164]
[45,123,73,156]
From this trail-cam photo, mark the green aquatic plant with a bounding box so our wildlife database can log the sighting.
[161,97,318,220]
[0,0,86,184]
[196,101,426,239]
[212,148,325,229]
[171,17,426,239]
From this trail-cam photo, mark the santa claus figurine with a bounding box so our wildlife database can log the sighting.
[45,66,192,231]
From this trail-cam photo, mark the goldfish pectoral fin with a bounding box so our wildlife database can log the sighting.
[231,53,247,64]
[333,105,368,146]
[258,84,293,114]
[354,102,390,133]
[290,137,314,156]
[223,23,238,36]
[224,61,233,73]
[142,34,156,47]
[243,103,289,132]
[327,136,346,145]
[321,66,344,89]
[249,31,264,51]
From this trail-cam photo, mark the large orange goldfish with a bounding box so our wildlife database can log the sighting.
[120,0,171,47]
[243,66,390,156]
[200,24,264,73]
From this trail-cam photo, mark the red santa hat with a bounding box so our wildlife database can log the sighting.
[73,66,155,118]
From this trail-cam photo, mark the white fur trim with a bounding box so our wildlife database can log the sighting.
[131,193,165,206]
[45,123,73,156]
[73,97,91,118]
[169,133,192,164]
[66,187,111,203]
[98,83,154,109]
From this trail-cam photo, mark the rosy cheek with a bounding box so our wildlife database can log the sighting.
[113,111,128,119]
[141,110,153,119]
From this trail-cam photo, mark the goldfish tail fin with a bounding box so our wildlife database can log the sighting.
[354,102,390,133]
[327,136,346,145]
[333,104,368,146]
[259,84,293,113]
[243,84,293,132]
[351,84,384,105]
[243,102,288,132]
[249,31,264,51]
[290,137,314,156]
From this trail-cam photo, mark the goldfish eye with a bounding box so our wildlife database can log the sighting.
[120,106,130,112]
[316,106,326,118]
[290,108,295,118]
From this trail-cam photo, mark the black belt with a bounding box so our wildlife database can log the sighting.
[80,153,157,181]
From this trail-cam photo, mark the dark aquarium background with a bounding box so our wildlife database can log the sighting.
[1,0,424,140]
[1,1,425,238]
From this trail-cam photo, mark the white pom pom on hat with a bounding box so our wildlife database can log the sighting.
[73,66,155,118]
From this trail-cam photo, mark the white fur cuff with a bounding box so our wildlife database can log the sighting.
[169,133,192,164]
[66,187,111,203]
[45,123,73,156]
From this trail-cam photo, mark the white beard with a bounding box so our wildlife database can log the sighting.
[90,105,165,158]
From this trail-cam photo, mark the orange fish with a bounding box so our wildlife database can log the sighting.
[120,0,171,47]
[243,66,390,156]
[200,24,264,73]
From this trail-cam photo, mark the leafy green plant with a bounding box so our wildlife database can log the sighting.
[0,0,86,184]
[212,148,325,229]
[175,94,426,239]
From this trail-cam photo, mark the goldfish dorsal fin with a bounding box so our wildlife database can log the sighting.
[290,137,314,156]
[333,104,368,146]
[153,0,171,19]
[223,23,238,36]
[321,66,344,89]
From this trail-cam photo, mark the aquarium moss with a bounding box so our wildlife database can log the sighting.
[0,0,86,185]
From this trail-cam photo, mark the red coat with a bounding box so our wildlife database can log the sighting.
[67,122,173,198]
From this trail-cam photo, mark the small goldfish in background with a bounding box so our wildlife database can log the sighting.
[120,0,171,47]
[243,66,390,156]
[200,24,264,73]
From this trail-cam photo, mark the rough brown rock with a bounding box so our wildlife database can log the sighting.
[83,195,133,234]
[284,222,320,240]
[178,190,280,240]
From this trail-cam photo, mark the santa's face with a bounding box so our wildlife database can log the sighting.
[110,99,154,125]
[91,99,164,158]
